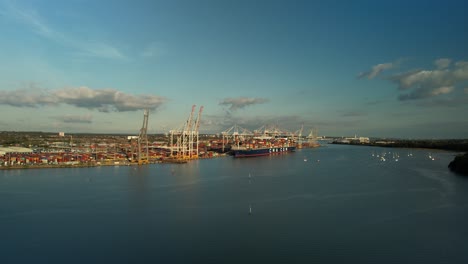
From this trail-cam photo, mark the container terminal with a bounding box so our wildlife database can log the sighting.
[0,107,321,169]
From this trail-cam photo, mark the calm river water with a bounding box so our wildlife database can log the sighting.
[1,144,467,263]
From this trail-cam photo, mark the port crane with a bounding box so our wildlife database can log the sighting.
[254,124,291,139]
[221,125,253,152]
[137,109,150,164]
[193,106,204,158]
[128,109,150,165]
[170,105,203,160]
[292,124,304,148]
[182,105,196,159]
[306,127,319,147]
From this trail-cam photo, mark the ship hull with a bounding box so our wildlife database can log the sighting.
[233,146,296,158]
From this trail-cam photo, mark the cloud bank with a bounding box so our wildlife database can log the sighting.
[219,97,269,111]
[361,58,468,101]
[0,86,166,112]
[391,60,467,100]
[0,88,57,107]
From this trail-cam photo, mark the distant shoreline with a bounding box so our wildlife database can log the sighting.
[331,139,468,152]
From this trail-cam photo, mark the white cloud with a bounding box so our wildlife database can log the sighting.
[434,58,451,69]
[392,69,452,90]
[52,87,166,112]
[219,97,269,111]
[0,86,166,112]
[430,86,454,96]
[368,59,468,101]
[0,85,57,107]
[453,61,468,79]
[358,63,393,79]
[360,59,468,103]
[399,86,455,101]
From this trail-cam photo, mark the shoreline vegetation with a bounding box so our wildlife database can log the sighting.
[331,139,468,152]
[448,153,468,176]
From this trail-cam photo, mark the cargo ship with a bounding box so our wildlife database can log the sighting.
[232,145,296,158]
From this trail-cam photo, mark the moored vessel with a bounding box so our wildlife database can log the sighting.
[232,145,296,158]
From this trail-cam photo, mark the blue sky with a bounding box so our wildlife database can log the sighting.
[0,0,467,138]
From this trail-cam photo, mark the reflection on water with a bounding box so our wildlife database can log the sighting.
[1,144,467,263]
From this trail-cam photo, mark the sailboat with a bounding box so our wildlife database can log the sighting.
[428,153,433,160]
[249,204,252,215]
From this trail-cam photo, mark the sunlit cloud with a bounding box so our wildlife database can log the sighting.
[219,97,269,111]
[358,63,393,79]
[0,86,166,112]
[0,85,57,108]
[391,59,467,100]
[398,86,454,101]
[3,1,125,59]
[392,69,453,91]
[53,87,166,112]
[434,58,451,69]
[361,58,468,102]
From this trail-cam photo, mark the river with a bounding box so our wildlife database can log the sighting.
[1,144,467,263]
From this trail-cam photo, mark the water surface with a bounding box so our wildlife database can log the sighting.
[1,144,467,263]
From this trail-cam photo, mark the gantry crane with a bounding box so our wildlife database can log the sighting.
[193,106,204,158]
[221,125,253,151]
[128,109,150,165]
[170,105,203,160]
[137,109,150,164]
[292,124,304,148]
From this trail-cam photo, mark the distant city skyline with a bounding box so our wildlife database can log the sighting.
[0,0,467,138]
